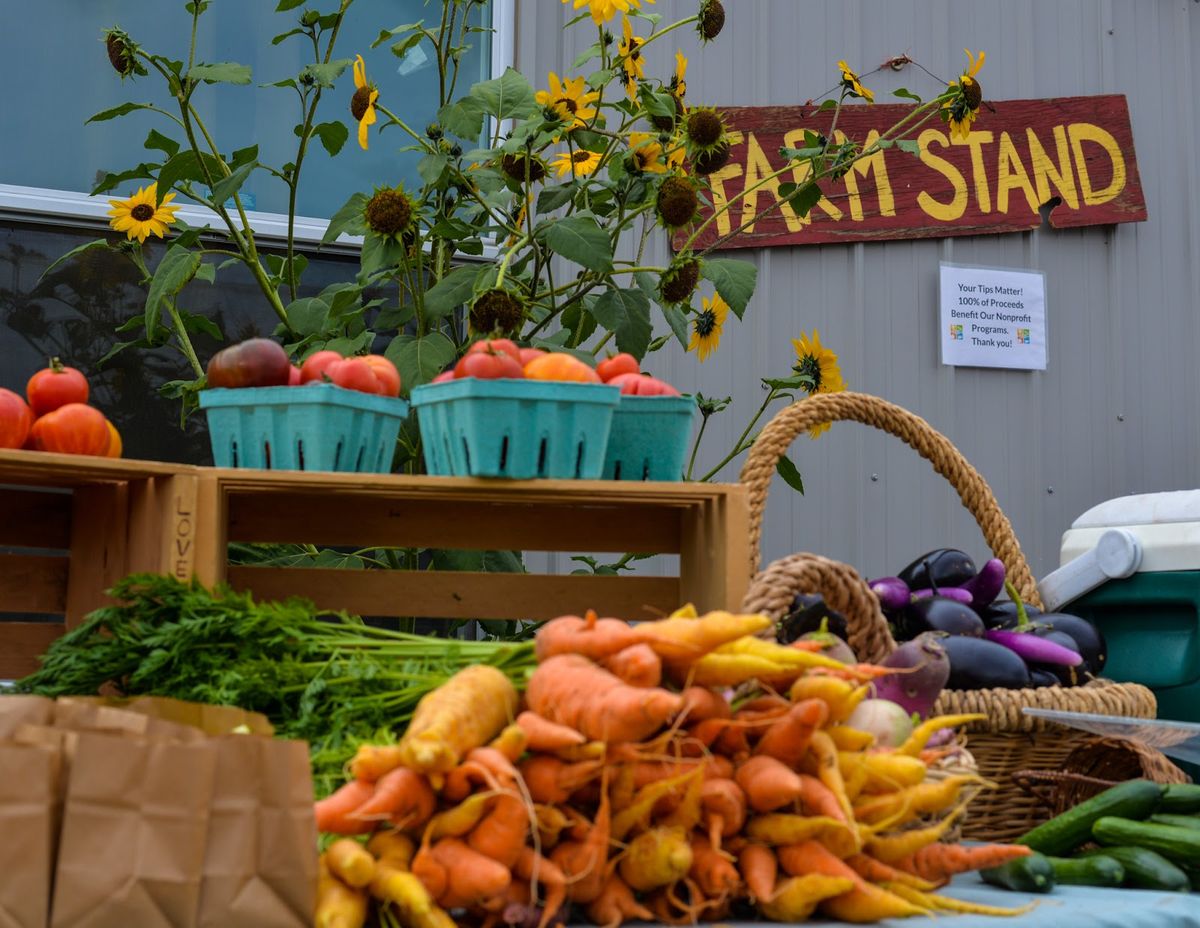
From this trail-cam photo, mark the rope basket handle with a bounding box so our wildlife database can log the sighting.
[738,391,1042,608]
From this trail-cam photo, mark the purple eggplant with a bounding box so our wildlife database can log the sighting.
[893,596,985,641]
[956,558,1006,608]
[943,636,1032,689]
[1031,629,1089,686]
[910,586,973,605]
[778,594,848,643]
[873,632,949,718]
[897,548,977,592]
[870,576,912,612]
[1033,614,1106,673]
[977,599,1042,629]
[985,629,1083,666]
[1029,668,1061,687]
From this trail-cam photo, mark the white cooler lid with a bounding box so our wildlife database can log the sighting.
[1060,490,1200,571]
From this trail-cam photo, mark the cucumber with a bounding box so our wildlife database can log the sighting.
[1149,813,1200,831]
[1079,845,1191,892]
[1160,783,1200,813]
[1092,816,1200,865]
[1044,854,1124,887]
[980,852,1056,893]
[1015,779,1164,856]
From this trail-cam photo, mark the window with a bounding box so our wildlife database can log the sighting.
[0,0,511,240]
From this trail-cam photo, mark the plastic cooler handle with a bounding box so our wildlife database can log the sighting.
[1037,528,1143,612]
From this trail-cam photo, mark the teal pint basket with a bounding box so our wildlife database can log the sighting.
[603,394,697,481]
[199,383,409,472]
[410,378,619,479]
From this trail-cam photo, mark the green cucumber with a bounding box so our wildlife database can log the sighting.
[1160,783,1200,813]
[1079,845,1191,891]
[1149,813,1200,831]
[1044,854,1124,887]
[1092,816,1200,865]
[980,852,1056,893]
[1015,779,1164,856]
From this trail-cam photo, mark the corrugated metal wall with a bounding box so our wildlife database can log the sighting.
[518,0,1200,583]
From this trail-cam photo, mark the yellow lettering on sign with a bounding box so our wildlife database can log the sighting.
[835,129,896,221]
[952,130,994,213]
[705,130,745,238]
[782,129,844,222]
[916,128,968,221]
[1026,125,1079,210]
[1069,122,1126,205]
[996,131,1040,215]
[740,132,806,233]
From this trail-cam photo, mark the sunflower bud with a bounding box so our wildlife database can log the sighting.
[104,28,145,80]
[364,186,415,238]
[656,176,700,229]
[301,9,321,26]
[660,258,701,305]
[651,95,685,133]
[425,123,444,140]
[470,289,526,335]
[698,0,726,42]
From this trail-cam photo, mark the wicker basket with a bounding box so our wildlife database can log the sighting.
[738,391,1160,842]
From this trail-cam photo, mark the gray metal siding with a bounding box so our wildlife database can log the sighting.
[518,0,1200,583]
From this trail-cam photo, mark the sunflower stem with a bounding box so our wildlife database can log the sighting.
[699,388,785,482]
[165,300,205,378]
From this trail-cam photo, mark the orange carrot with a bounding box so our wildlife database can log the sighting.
[807,730,856,824]
[777,840,929,922]
[736,754,805,813]
[315,779,375,835]
[549,772,611,904]
[586,874,653,928]
[468,793,530,868]
[443,746,520,801]
[894,843,1032,883]
[515,711,587,752]
[348,744,404,782]
[798,773,849,822]
[602,642,663,687]
[526,654,685,743]
[754,698,828,767]
[678,685,734,723]
[514,846,567,928]
[701,777,747,848]
[535,610,651,662]
[488,723,528,763]
[350,766,436,828]
[623,755,734,789]
[519,755,603,804]
[689,834,741,898]
[738,843,778,903]
[844,854,938,891]
[415,838,511,910]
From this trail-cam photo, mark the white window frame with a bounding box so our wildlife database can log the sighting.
[0,0,514,258]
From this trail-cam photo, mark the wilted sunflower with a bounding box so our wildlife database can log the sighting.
[652,51,689,131]
[107,183,179,243]
[351,54,379,150]
[550,149,603,178]
[792,329,847,437]
[535,72,599,130]
[501,153,548,183]
[942,49,986,140]
[688,293,729,362]
[656,175,699,228]
[103,27,146,79]
[837,60,874,103]
[659,257,700,304]
[697,0,725,42]
[561,0,654,26]
[363,186,415,239]
[618,16,646,101]
[471,289,526,335]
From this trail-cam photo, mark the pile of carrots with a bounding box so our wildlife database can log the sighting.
[311,607,1038,927]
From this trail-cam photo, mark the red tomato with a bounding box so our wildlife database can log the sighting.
[596,353,640,383]
[0,388,33,449]
[468,339,522,363]
[608,372,681,396]
[518,347,547,366]
[26,358,89,416]
[299,350,344,384]
[206,338,291,389]
[30,403,111,456]
[288,364,303,386]
[432,370,456,384]
[363,355,402,397]
[326,358,381,394]
[455,351,525,380]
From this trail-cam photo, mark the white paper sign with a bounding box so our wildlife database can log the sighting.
[939,263,1047,370]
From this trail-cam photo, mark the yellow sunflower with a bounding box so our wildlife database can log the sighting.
[535,72,600,129]
[619,16,646,101]
[671,50,688,100]
[837,60,875,103]
[942,49,986,140]
[351,54,379,150]
[791,329,847,437]
[550,149,603,178]
[628,132,671,174]
[688,293,729,362]
[561,0,654,26]
[107,183,179,243]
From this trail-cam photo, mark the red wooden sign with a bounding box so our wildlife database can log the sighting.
[681,94,1147,251]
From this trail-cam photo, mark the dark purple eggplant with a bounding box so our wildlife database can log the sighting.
[1029,669,1061,687]
[778,593,848,644]
[1031,628,1089,686]
[893,596,985,641]
[977,599,1042,629]
[942,635,1032,690]
[869,577,912,612]
[1033,613,1106,674]
[897,548,977,592]
[956,558,1007,608]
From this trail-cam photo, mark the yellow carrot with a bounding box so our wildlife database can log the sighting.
[895,713,986,756]
[788,676,870,722]
[853,775,983,827]
[316,857,368,928]
[760,874,857,922]
[839,751,928,795]
[640,610,773,662]
[885,881,1037,916]
[424,792,497,840]
[367,830,416,869]
[488,723,528,762]
[745,814,850,846]
[325,838,376,889]
[863,801,969,862]
[809,730,857,825]
[827,725,876,751]
[618,826,695,892]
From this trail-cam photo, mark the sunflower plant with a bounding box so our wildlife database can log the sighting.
[44,0,986,482]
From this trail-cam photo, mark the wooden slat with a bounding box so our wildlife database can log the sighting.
[0,449,188,485]
[64,484,129,627]
[0,622,64,679]
[0,487,71,548]
[227,493,683,553]
[0,555,68,614]
[227,566,680,622]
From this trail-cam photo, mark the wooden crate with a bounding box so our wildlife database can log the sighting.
[196,470,750,622]
[0,450,199,679]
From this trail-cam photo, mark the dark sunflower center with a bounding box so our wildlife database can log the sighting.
[699,0,726,40]
[686,110,723,147]
[694,309,717,337]
[350,86,374,121]
[794,354,821,389]
[364,189,412,236]
[130,204,155,221]
[572,150,592,164]
[961,77,983,110]
[557,96,579,114]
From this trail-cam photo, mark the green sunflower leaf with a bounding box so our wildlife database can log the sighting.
[286,297,332,337]
[776,455,806,495]
[176,309,222,340]
[538,214,612,273]
[270,29,306,47]
[275,0,306,9]
[438,99,486,141]
[591,288,652,359]
[783,181,822,219]
[299,59,352,89]
[700,258,756,319]
[892,87,923,103]
[322,193,369,244]
[895,139,921,156]
[417,153,450,186]
[658,302,690,349]
[385,332,457,393]
[422,265,478,320]
[37,239,111,284]
[143,129,180,159]
[209,159,257,207]
[372,22,423,48]
[145,245,203,338]
[469,68,538,122]
[313,121,349,157]
[360,233,406,275]
[189,62,252,85]
[536,183,576,214]
[156,151,226,205]
[91,163,160,196]
[86,102,156,124]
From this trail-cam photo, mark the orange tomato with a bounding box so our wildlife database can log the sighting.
[0,388,33,449]
[596,353,640,383]
[363,355,402,396]
[30,403,111,456]
[523,352,601,383]
[104,420,123,458]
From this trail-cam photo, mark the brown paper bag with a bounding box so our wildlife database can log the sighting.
[59,695,274,737]
[0,695,54,739]
[196,736,318,927]
[0,742,60,928]
[52,699,204,743]
[49,731,217,928]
